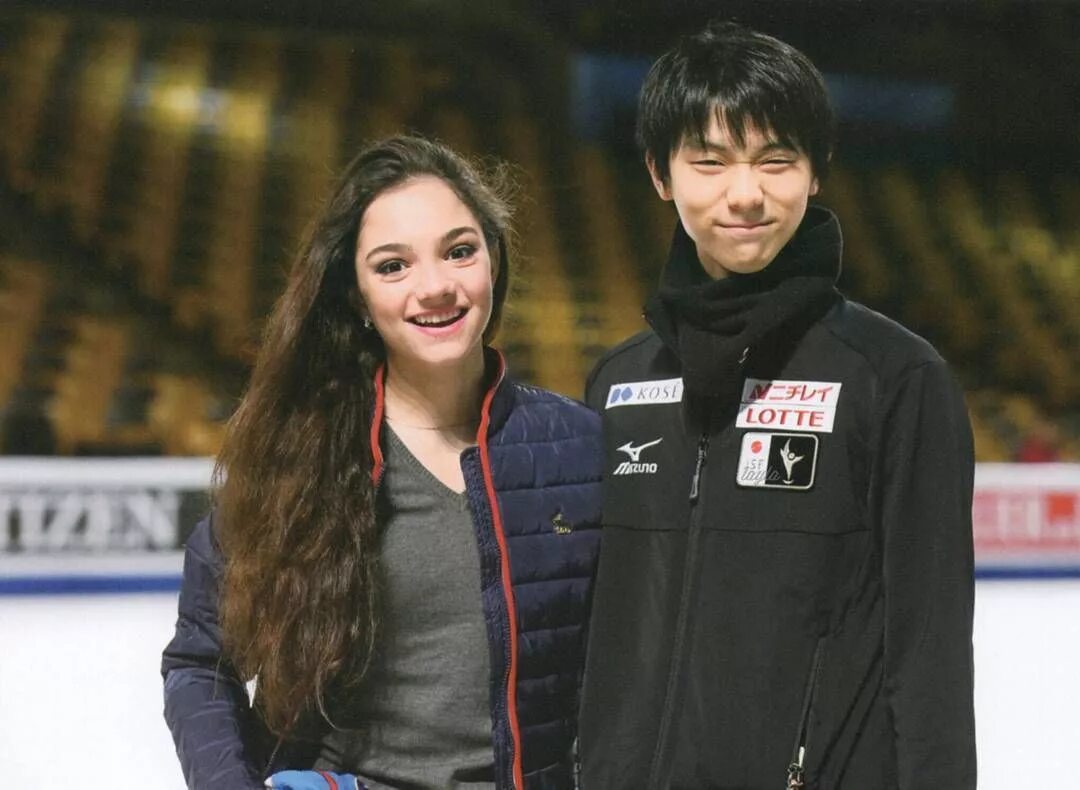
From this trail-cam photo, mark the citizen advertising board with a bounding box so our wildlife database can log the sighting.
[972,464,1080,577]
[0,458,212,593]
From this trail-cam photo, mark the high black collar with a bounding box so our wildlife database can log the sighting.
[644,205,843,400]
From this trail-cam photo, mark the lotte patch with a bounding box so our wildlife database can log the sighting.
[736,432,819,491]
[736,378,842,433]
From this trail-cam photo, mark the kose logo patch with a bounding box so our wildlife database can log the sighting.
[606,378,683,409]
[613,438,662,475]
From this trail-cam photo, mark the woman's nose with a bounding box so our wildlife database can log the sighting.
[413,261,455,301]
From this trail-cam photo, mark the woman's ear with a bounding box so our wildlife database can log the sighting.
[348,288,371,326]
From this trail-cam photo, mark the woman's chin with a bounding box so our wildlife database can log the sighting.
[389,339,485,372]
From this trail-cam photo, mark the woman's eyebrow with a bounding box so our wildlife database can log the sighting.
[364,242,411,261]
[441,226,479,244]
[363,226,478,261]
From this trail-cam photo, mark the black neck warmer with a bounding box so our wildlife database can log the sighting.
[644,205,843,401]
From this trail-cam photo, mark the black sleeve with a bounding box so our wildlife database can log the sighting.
[876,360,977,789]
[583,357,608,414]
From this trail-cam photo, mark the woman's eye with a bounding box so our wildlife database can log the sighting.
[448,243,476,261]
[693,159,724,167]
[761,158,795,169]
[375,259,405,276]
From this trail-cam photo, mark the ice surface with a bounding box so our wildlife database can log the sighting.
[0,581,1077,789]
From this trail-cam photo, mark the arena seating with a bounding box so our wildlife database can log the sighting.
[0,8,1076,461]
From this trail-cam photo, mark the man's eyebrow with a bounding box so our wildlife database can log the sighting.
[756,141,799,155]
[688,140,798,155]
[364,226,478,261]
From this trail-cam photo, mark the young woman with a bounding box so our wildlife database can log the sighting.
[162,136,603,790]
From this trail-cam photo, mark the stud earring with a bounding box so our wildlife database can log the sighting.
[361,316,373,330]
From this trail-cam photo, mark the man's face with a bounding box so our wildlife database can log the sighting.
[648,115,819,279]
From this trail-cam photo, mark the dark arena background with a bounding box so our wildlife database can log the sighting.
[0,0,1077,785]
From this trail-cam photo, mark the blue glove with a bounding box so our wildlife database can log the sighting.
[265,770,363,790]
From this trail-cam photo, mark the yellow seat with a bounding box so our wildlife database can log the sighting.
[0,14,69,191]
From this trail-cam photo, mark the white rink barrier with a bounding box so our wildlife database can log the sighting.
[0,457,213,593]
[973,463,1080,577]
[0,456,213,549]
[0,456,214,488]
[0,459,1077,592]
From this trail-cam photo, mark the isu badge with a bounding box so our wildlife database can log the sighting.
[736,432,818,491]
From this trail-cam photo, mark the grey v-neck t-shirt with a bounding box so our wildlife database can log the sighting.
[314,427,496,789]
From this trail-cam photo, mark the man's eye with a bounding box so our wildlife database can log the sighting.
[693,159,724,167]
[448,244,476,261]
[761,158,795,168]
[375,260,406,275]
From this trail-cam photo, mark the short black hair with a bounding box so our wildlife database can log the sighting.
[637,21,835,182]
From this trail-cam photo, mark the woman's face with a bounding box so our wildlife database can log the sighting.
[354,176,495,372]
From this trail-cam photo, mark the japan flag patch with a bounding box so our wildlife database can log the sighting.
[736,432,819,491]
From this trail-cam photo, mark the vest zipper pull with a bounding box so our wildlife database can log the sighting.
[689,434,708,502]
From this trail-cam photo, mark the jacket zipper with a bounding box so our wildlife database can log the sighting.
[474,362,524,790]
[689,433,708,502]
[464,444,518,789]
[787,637,826,790]
[645,425,711,788]
[481,458,520,790]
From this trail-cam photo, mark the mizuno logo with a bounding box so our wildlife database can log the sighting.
[613,438,662,475]
[617,438,663,462]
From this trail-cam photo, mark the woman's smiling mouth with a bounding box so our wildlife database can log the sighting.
[408,308,468,333]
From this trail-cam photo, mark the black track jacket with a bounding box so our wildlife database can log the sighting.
[578,210,976,790]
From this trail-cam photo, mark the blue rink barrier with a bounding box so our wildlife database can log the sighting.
[0,574,182,595]
[975,566,1080,581]
[4,567,1079,596]
[6,573,1080,596]
[0,549,186,596]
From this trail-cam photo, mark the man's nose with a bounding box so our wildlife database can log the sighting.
[726,165,765,211]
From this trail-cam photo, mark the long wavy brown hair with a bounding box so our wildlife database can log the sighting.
[214,135,514,738]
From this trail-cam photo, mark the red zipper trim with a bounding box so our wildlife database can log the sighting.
[369,364,386,484]
[475,353,524,789]
[317,771,339,790]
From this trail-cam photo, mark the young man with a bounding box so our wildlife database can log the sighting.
[578,22,976,790]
